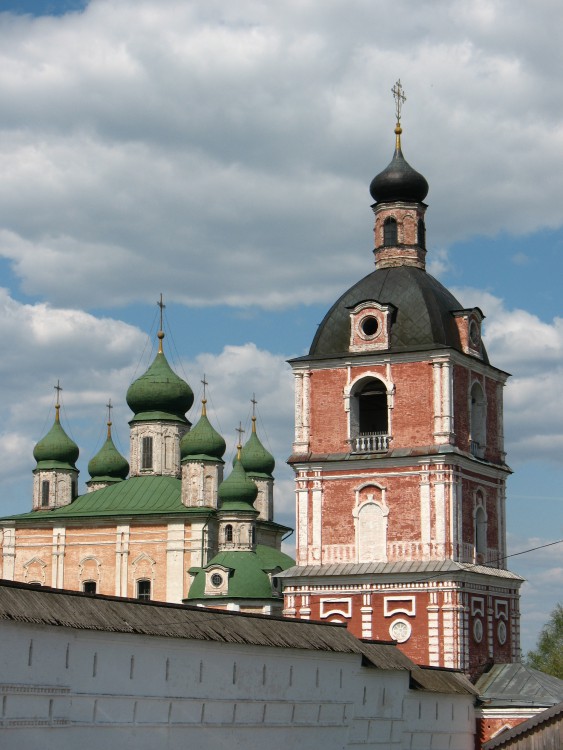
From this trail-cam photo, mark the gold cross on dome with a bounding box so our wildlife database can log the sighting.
[54,379,62,406]
[392,79,406,124]
[201,374,208,400]
[106,398,113,424]
[251,393,257,418]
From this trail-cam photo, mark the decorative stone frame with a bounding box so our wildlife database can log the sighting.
[344,372,395,446]
[452,308,485,359]
[23,557,47,585]
[78,556,101,589]
[469,378,487,458]
[473,489,488,563]
[348,301,395,353]
[353,481,389,563]
[204,564,231,596]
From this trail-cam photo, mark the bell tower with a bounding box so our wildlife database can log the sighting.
[280,82,522,678]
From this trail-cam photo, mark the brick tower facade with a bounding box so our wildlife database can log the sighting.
[280,89,522,678]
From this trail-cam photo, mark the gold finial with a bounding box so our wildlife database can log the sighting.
[201,374,208,416]
[251,394,257,433]
[235,422,245,459]
[106,398,113,439]
[54,380,62,422]
[157,293,166,353]
[391,79,406,149]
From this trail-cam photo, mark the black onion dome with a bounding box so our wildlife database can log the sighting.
[307,266,488,362]
[370,145,429,203]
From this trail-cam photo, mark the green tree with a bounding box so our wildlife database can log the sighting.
[526,603,563,679]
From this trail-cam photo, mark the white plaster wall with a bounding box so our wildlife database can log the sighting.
[0,619,475,749]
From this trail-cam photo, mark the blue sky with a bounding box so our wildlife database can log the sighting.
[0,0,561,654]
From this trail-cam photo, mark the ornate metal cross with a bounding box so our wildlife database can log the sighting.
[392,79,406,124]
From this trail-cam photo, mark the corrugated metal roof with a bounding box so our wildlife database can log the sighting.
[483,700,563,749]
[277,560,523,581]
[0,580,475,695]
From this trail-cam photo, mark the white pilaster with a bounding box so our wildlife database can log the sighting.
[297,482,309,565]
[311,477,322,563]
[166,523,185,603]
[51,527,66,588]
[115,525,130,597]
[2,527,15,580]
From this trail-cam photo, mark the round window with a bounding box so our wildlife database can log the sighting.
[469,321,480,348]
[473,618,483,643]
[389,618,411,643]
[211,573,223,588]
[361,316,379,337]
[497,621,507,645]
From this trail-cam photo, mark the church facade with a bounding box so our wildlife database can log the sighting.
[279,93,523,679]
[0,326,292,613]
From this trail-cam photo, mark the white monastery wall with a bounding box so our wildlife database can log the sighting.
[0,618,475,749]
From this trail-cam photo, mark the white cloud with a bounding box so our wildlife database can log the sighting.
[0,1,563,309]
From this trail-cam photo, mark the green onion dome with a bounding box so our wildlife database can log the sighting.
[218,456,258,512]
[126,333,193,424]
[181,400,226,461]
[238,417,275,477]
[87,423,129,484]
[33,406,79,471]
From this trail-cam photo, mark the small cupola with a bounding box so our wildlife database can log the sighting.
[181,397,226,462]
[33,403,79,472]
[87,402,129,489]
[238,416,275,478]
[219,442,259,513]
[32,383,79,510]
[370,81,429,271]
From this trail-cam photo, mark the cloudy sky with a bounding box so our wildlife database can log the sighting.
[0,0,562,653]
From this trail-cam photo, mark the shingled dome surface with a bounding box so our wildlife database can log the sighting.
[309,265,488,362]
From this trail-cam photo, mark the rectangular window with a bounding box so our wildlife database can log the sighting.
[83,581,97,595]
[41,480,50,507]
[141,436,153,470]
[137,579,151,601]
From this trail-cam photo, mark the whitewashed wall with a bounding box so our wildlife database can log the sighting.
[0,619,475,749]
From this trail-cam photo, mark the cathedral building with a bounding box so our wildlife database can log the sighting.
[279,90,523,679]
[0,324,292,614]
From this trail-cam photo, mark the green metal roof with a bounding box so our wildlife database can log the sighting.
[187,544,294,601]
[238,420,275,478]
[1,475,213,521]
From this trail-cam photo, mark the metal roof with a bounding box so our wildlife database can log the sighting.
[303,266,489,363]
[277,560,523,581]
[0,579,474,695]
[476,663,563,708]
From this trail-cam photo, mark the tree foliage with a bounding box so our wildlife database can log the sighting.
[526,603,563,679]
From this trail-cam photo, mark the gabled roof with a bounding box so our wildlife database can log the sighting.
[476,662,563,708]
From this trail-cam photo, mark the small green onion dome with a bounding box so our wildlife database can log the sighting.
[33,406,79,471]
[237,418,275,477]
[87,424,129,484]
[181,400,226,461]
[126,333,194,424]
[218,456,258,512]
